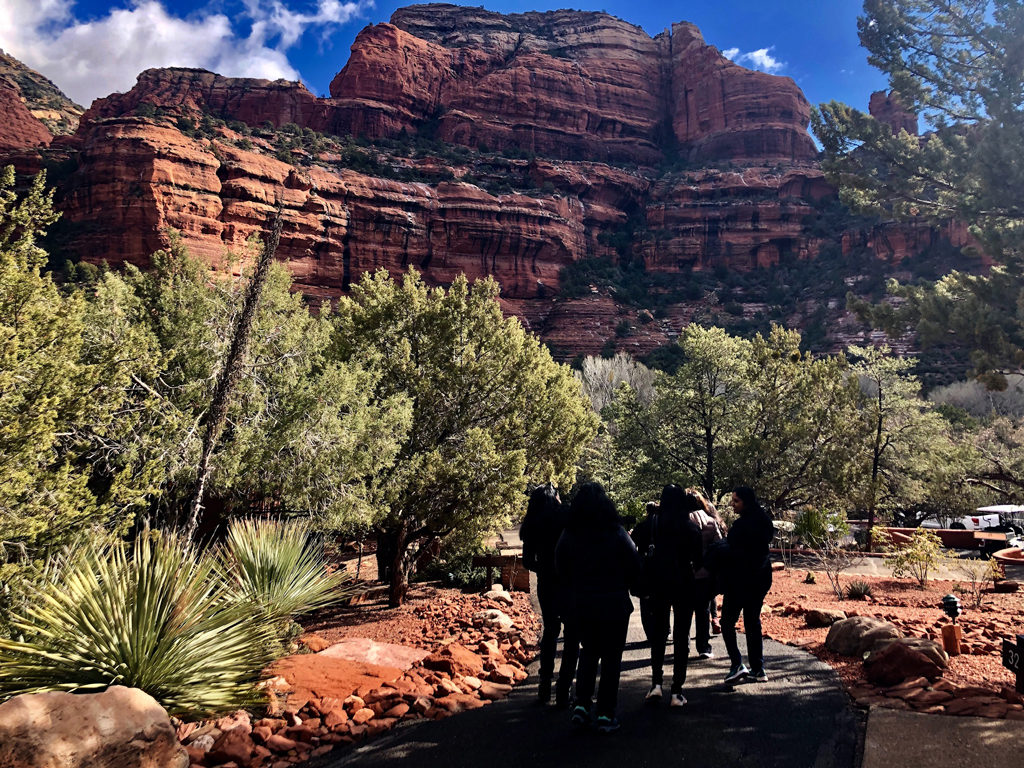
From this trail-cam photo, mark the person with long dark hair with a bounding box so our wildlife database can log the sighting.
[520,483,577,706]
[555,482,641,733]
[642,485,704,707]
[720,486,775,684]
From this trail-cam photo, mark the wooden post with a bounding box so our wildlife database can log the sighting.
[941,624,962,656]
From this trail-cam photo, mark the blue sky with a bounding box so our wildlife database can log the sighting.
[0,1,888,112]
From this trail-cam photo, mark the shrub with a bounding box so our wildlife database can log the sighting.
[793,508,856,600]
[414,544,496,592]
[954,557,1003,609]
[881,528,948,588]
[0,530,276,716]
[845,579,874,600]
[221,519,356,630]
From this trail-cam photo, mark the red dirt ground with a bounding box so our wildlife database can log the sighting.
[757,567,1023,694]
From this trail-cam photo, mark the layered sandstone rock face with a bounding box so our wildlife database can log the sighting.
[869,90,918,136]
[0,5,961,357]
[0,49,83,136]
[0,83,53,151]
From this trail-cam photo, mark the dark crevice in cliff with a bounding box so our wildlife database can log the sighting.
[340,208,352,290]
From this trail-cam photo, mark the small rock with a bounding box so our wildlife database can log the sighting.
[805,609,847,628]
[473,609,514,632]
[343,695,365,712]
[478,681,513,700]
[483,589,514,606]
[994,580,1020,593]
[208,728,256,765]
[352,708,375,725]
[384,702,410,718]
[263,734,298,753]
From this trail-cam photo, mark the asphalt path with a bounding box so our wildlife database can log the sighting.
[317,595,861,768]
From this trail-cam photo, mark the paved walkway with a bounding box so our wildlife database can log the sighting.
[863,709,1024,768]
[317,594,860,768]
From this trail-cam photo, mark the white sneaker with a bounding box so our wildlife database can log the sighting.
[698,649,713,659]
[645,684,663,702]
[670,693,687,708]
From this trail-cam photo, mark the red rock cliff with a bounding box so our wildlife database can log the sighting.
[0,6,971,360]
[0,83,53,151]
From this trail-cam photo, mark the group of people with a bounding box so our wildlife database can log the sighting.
[520,481,775,733]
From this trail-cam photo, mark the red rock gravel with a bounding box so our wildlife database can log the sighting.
[756,567,1024,719]
[176,580,540,768]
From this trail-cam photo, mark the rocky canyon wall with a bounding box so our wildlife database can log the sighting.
[0,4,973,360]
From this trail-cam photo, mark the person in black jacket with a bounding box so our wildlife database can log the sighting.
[628,501,661,647]
[520,483,577,706]
[555,482,641,733]
[720,486,776,684]
[642,485,704,707]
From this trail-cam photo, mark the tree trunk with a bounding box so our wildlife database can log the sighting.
[183,207,283,542]
[704,424,715,501]
[375,530,397,585]
[388,522,411,607]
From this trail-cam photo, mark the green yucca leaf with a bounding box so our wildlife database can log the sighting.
[221,518,355,624]
[0,530,278,716]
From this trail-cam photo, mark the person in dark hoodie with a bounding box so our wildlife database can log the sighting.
[642,485,704,708]
[520,483,577,706]
[555,482,641,733]
[720,486,776,684]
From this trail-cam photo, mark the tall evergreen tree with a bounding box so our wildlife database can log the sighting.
[813,1,1024,386]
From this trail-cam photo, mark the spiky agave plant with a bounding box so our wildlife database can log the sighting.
[0,530,277,716]
[221,518,355,627]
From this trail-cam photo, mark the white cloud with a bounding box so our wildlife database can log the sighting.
[721,45,785,74]
[0,0,372,107]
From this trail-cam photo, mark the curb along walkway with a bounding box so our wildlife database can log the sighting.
[317,595,860,768]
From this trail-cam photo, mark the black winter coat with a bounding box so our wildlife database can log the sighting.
[521,501,568,578]
[555,524,641,622]
[724,509,775,590]
[643,507,704,597]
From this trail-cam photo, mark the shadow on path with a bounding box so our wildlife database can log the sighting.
[314,595,860,768]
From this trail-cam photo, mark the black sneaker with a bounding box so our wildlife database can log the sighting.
[570,704,591,727]
[724,664,750,684]
[537,678,552,703]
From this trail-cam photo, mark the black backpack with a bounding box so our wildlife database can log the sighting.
[702,538,732,596]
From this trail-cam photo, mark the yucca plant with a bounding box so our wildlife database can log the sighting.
[221,518,355,628]
[0,530,277,716]
[845,579,875,601]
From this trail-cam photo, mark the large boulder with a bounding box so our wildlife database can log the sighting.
[0,686,188,768]
[825,616,902,657]
[864,637,949,686]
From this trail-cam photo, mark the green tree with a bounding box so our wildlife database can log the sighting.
[848,345,951,542]
[736,327,862,510]
[109,239,404,531]
[331,269,597,606]
[813,1,1024,386]
[610,325,750,502]
[0,168,159,552]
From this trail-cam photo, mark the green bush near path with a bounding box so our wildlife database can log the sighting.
[0,520,351,716]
